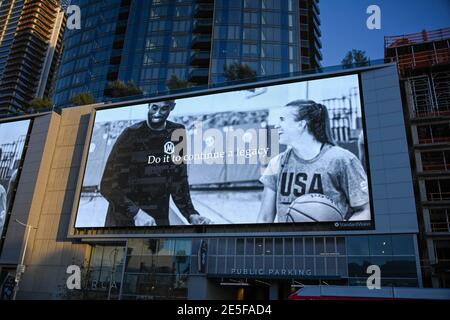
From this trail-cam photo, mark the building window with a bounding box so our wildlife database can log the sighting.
[392,235,415,255]
[121,239,190,300]
[227,238,236,255]
[264,238,273,255]
[243,12,259,25]
[417,123,450,144]
[274,238,283,255]
[346,236,369,256]
[347,235,418,287]
[371,257,418,278]
[261,12,281,25]
[86,245,126,300]
[316,257,325,275]
[421,150,450,172]
[218,237,227,254]
[294,238,304,255]
[255,238,264,255]
[336,237,346,255]
[227,25,242,40]
[425,179,450,201]
[348,256,373,280]
[369,235,393,256]
[261,44,281,59]
[236,238,245,255]
[175,6,191,17]
[295,256,304,270]
[262,27,281,42]
[315,238,325,255]
[142,68,160,80]
[243,44,258,57]
[429,209,450,232]
[173,20,190,32]
[246,238,255,255]
[171,35,189,48]
[434,240,450,262]
[169,51,188,64]
[284,238,293,256]
[208,239,218,255]
[349,277,419,287]
[244,0,260,9]
[243,27,259,41]
[305,238,314,255]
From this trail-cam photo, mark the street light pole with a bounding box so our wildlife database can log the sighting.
[12,219,37,300]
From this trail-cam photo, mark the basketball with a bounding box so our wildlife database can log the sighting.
[285,193,343,223]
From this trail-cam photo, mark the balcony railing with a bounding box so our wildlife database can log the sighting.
[313,10,321,25]
[427,192,450,201]
[194,4,214,19]
[190,51,210,67]
[385,27,450,49]
[422,163,450,172]
[396,48,450,74]
[430,222,450,233]
[418,137,450,144]
[429,209,450,233]
[191,34,211,50]
[413,109,450,119]
[188,68,209,83]
[312,0,320,15]
[193,19,213,33]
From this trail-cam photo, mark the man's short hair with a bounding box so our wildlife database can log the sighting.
[149,100,176,108]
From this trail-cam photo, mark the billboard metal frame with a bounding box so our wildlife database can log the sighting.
[68,63,398,239]
[0,114,40,253]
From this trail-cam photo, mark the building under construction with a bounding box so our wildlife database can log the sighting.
[385,27,450,288]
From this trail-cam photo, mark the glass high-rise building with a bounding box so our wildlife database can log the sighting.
[54,0,322,107]
[0,0,66,116]
[0,0,24,79]
[210,0,321,83]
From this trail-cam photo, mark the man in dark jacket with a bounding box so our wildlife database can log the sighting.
[100,100,211,227]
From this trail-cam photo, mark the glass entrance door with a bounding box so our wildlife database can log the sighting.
[87,245,126,300]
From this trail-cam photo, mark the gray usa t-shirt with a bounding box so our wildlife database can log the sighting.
[260,144,369,222]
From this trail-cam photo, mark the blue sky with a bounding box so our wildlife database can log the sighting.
[320,0,450,66]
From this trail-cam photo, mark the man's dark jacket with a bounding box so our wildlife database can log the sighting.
[100,120,198,226]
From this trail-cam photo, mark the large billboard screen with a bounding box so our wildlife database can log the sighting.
[74,74,373,230]
[0,119,31,237]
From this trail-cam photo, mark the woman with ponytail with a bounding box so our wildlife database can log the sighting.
[257,100,370,223]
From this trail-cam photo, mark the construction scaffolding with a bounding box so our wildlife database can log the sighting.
[385,28,450,76]
[386,27,450,288]
[404,71,450,118]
